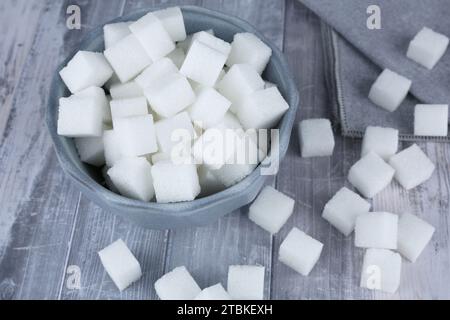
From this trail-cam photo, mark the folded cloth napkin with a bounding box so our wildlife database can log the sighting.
[300,0,450,141]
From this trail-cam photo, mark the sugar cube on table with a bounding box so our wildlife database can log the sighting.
[298,118,335,158]
[216,64,265,114]
[414,104,449,137]
[355,212,398,249]
[144,72,195,118]
[154,7,186,42]
[154,111,196,154]
[227,265,265,300]
[103,130,125,167]
[110,97,148,124]
[407,27,449,70]
[75,135,105,167]
[151,161,200,203]
[166,47,186,69]
[249,186,295,234]
[198,165,226,197]
[368,69,412,112]
[397,212,435,262]
[191,31,232,56]
[389,144,435,190]
[60,51,114,93]
[188,87,231,129]
[104,34,152,83]
[109,81,144,100]
[104,22,132,49]
[154,266,201,300]
[134,58,178,89]
[226,33,272,74]
[57,97,103,137]
[75,86,112,124]
[195,283,231,300]
[98,239,142,291]
[114,115,158,157]
[361,126,399,161]
[348,152,395,198]
[278,228,323,276]
[322,187,371,236]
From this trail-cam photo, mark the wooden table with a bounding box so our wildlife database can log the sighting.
[0,0,449,300]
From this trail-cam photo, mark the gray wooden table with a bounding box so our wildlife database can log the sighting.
[0,0,449,300]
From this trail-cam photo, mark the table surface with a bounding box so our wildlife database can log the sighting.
[0,0,449,300]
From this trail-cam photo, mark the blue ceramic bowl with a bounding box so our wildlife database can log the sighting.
[46,6,299,230]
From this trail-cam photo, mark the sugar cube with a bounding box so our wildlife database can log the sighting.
[151,162,200,203]
[154,112,196,154]
[109,81,144,100]
[368,69,412,112]
[166,47,186,69]
[298,118,335,158]
[407,27,449,69]
[154,266,201,300]
[114,115,158,157]
[249,186,295,234]
[355,212,398,249]
[60,51,114,93]
[389,144,435,190]
[104,34,152,83]
[103,130,125,167]
[227,265,265,300]
[191,31,231,56]
[414,104,449,137]
[75,135,105,167]
[104,22,132,49]
[360,249,401,294]
[198,165,225,196]
[135,58,178,89]
[226,33,272,74]
[188,87,231,129]
[348,152,395,198]
[211,163,256,187]
[154,7,186,42]
[110,97,148,124]
[144,72,195,118]
[98,239,142,291]
[75,86,112,124]
[397,213,435,262]
[322,187,371,236]
[361,126,399,160]
[178,29,214,52]
[195,283,231,300]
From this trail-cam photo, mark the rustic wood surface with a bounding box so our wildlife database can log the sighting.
[0,0,449,300]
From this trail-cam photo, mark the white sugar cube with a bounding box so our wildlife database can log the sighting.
[151,162,200,203]
[166,47,186,69]
[188,87,231,129]
[110,81,144,99]
[60,51,114,93]
[227,33,272,74]
[129,12,175,61]
[103,130,125,167]
[144,72,195,118]
[360,249,401,294]
[75,136,105,167]
[110,97,148,124]
[154,266,201,300]
[348,152,395,198]
[249,186,295,234]
[154,112,196,154]
[414,104,449,137]
[191,31,231,56]
[104,22,131,49]
[279,228,323,276]
[298,118,335,158]
[98,239,142,291]
[355,212,398,249]
[227,265,265,300]
[57,97,103,137]
[211,163,256,187]
[389,144,435,190]
[198,165,225,196]
[407,27,449,69]
[368,69,412,112]
[361,126,399,160]
[135,57,178,89]
[75,86,112,124]
[322,187,371,236]
[398,213,435,262]
[195,283,231,300]
[217,64,265,113]
[178,29,214,52]
[114,115,158,157]
[154,7,186,42]
[104,34,152,83]
[107,157,154,201]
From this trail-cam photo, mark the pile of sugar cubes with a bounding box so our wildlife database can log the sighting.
[57,7,291,203]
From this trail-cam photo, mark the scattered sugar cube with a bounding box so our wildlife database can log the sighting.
[104,34,152,83]
[154,7,186,42]
[110,97,148,124]
[360,248,401,294]
[103,130,125,167]
[249,186,295,234]
[279,228,323,276]
[60,51,114,93]
[407,27,449,69]
[322,187,371,236]
[398,213,435,262]
[298,118,335,158]
[227,265,265,300]
[192,31,232,56]
[195,283,231,300]
[361,126,399,160]
[98,239,142,291]
[348,152,395,198]
[389,144,435,190]
[135,58,178,89]
[368,69,412,112]
[226,33,272,74]
[151,162,200,203]
[188,87,231,129]
[75,135,105,167]
[107,157,155,201]
[144,72,195,118]
[154,112,196,154]
[104,22,132,49]
[75,86,112,124]
[198,165,225,196]
[110,81,144,100]
[114,115,158,157]
[355,212,398,249]
[154,266,201,300]
[414,104,449,137]
[166,47,186,69]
